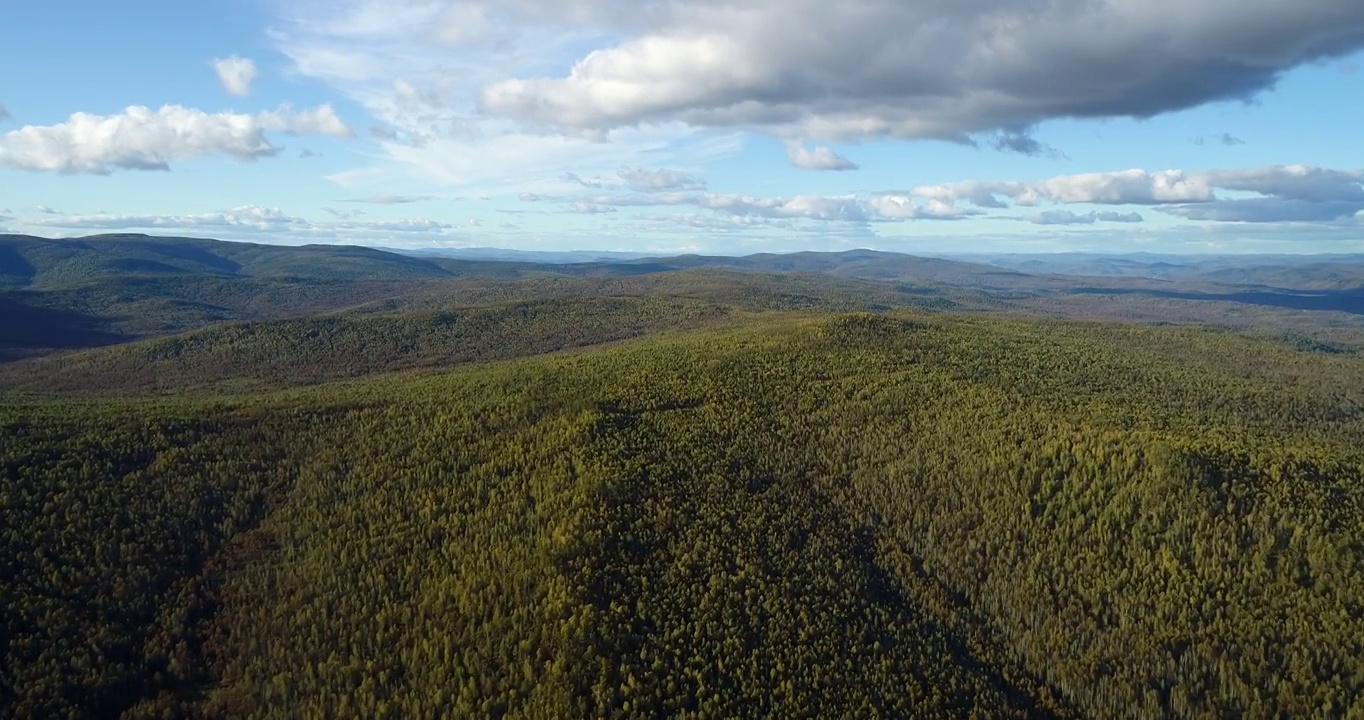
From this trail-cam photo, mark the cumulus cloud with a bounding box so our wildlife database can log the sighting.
[1202,166,1364,202]
[562,172,609,189]
[618,166,706,192]
[37,206,456,235]
[915,164,1364,224]
[914,166,1364,208]
[564,166,706,192]
[1031,210,1144,225]
[1162,199,1364,223]
[270,0,748,188]
[40,206,308,231]
[786,143,858,171]
[572,200,617,214]
[569,190,979,223]
[261,104,353,137]
[0,104,353,174]
[213,56,260,97]
[343,194,438,204]
[915,169,1217,207]
[477,0,1364,141]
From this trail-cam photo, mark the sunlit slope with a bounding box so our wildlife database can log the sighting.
[4,313,1364,718]
[0,296,741,394]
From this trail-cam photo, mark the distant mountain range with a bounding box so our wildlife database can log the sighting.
[381,246,656,264]
[953,251,1364,289]
[3,233,1363,361]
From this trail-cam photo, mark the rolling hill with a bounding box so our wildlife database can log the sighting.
[5,310,1364,718]
[8,234,1364,364]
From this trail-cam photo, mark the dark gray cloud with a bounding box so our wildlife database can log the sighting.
[0,104,10,123]
[990,128,1064,158]
[479,0,1364,142]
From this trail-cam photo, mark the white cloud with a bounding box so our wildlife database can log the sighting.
[269,1,742,189]
[214,56,260,96]
[913,164,1364,224]
[326,167,389,188]
[561,189,979,223]
[912,166,1364,208]
[1162,199,1364,223]
[566,166,706,192]
[618,166,706,192]
[1030,210,1145,225]
[476,0,1364,141]
[0,104,353,174]
[786,143,858,171]
[343,194,438,204]
[261,104,353,137]
[40,206,309,231]
[1201,166,1364,203]
[36,205,457,237]
[914,169,1217,207]
[572,200,617,214]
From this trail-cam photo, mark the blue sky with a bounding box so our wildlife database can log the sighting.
[2,0,1363,255]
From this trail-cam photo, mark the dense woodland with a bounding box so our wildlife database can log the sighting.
[4,302,1364,718]
[5,234,1362,360]
[5,235,1364,718]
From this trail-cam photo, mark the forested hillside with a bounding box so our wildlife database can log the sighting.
[5,308,1364,718]
[0,296,741,394]
[7,234,1363,362]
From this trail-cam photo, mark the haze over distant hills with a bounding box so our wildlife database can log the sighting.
[3,233,1364,366]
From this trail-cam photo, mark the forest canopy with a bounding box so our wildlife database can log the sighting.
[4,305,1364,719]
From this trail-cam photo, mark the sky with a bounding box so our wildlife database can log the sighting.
[1,0,1363,255]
